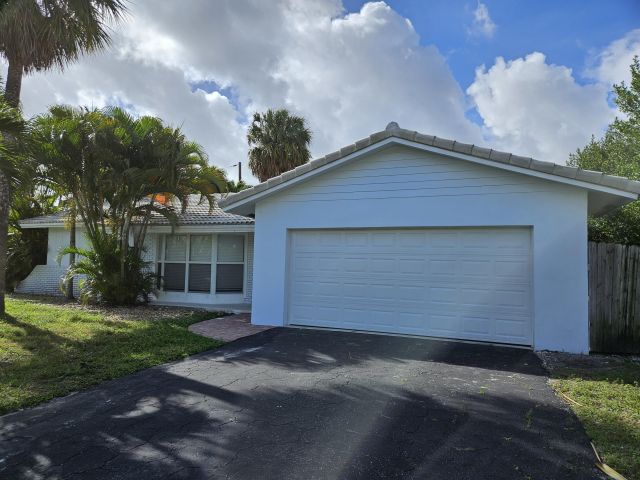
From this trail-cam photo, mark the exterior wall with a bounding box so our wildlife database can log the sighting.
[245,232,254,303]
[141,232,158,264]
[14,265,82,296]
[251,144,590,353]
[46,227,90,266]
[152,231,253,308]
[17,227,90,296]
[18,228,254,310]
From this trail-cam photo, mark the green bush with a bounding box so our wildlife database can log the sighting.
[6,228,47,291]
[61,232,156,305]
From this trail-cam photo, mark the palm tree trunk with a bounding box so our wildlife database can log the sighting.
[0,173,10,314]
[120,213,131,281]
[0,60,23,314]
[65,203,76,300]
[4,59,23,108]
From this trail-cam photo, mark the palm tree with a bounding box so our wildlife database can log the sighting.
[0,0,126,107]
[0,92,25,311]
[33,106,95,299]
[227,179,251,192]
[104,107,227,281]
[0,0,126,311]
[34,106,227,304]
[247,108,312,182]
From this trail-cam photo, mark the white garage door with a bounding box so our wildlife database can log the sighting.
[287,228,532,346]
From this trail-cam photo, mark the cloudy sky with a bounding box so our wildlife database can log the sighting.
[8,0,640,183]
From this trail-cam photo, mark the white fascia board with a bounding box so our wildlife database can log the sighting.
[19,222,64,229]
[221,137,638,212]
[20,222,254,233]
[146,224,254,234]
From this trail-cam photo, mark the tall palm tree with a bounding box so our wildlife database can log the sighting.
[247,108,312,182]
[34,106,227,303]
[103,107,227,280]
[0,92,25,312]
[0,0,126,311]
[33,106,93,299]
[0,0,126,107]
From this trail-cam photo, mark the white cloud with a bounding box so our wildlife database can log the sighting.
[12,0,484,183]
[469,2,496,39]
[467,52,614,162]
[588,28,640,86]
[4,0,634,180]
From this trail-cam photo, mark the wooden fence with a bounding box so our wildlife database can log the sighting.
[588,242,640,354]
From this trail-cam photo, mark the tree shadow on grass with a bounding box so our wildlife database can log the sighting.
[1,313,72,351]
[1,319,546,417]
[0,311,218,415]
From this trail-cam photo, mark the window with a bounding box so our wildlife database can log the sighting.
[188,235,212,292]
[216,235,244,293]
[157,234,213,293]
[162,235,187,291]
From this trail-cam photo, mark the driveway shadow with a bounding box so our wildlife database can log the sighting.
[200,327,545,376]
[0,329,600,480]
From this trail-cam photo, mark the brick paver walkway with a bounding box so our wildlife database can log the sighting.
[188,313,273,342]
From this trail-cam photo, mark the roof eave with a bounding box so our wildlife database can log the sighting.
[19,220,255,229]
[220,136,640,215]
[19,222,65,229]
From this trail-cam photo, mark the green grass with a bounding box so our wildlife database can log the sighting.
[550,361,640,479]
[0,298,223,415]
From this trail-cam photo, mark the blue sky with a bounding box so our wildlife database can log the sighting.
[345,0,640,87]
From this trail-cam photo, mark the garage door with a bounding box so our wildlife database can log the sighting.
[287,228,532,346]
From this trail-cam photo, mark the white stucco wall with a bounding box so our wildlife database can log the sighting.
[250,144,589,353]
[46,227,90,266]
[19,229,254,310]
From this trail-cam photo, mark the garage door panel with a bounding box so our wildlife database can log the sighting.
[288,228,532,345]
[495,316,530,338]
[430,314,460,334]
[460,288,492,307]
[461,315,492,336]
[430,259,457,276]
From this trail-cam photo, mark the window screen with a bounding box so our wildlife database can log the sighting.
[163,263,186,291]
[189,264,211,292]
[216,235,244,293]
[190,235,212,262]
[216,264,243,292]
[165,235,187,261]
[217,235,244,262]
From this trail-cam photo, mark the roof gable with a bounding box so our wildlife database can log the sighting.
[219,122,640,215]
[265,143,571,205]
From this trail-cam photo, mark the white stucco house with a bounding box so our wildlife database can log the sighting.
[18,197,255,310]
[18,122,640,353]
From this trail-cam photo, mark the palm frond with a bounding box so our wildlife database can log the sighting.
[0,0,127,71]
[247,108,312,182]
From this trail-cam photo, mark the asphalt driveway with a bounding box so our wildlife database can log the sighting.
[0,328,602,480]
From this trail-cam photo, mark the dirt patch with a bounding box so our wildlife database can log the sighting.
[537,350,639,375]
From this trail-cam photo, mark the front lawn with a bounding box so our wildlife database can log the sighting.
[545,354,640,479]
[0,297,224,415]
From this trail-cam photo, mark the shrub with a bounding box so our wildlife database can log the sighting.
[61,232,155,305]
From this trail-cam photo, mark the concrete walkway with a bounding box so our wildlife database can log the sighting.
[188,313,273,342]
